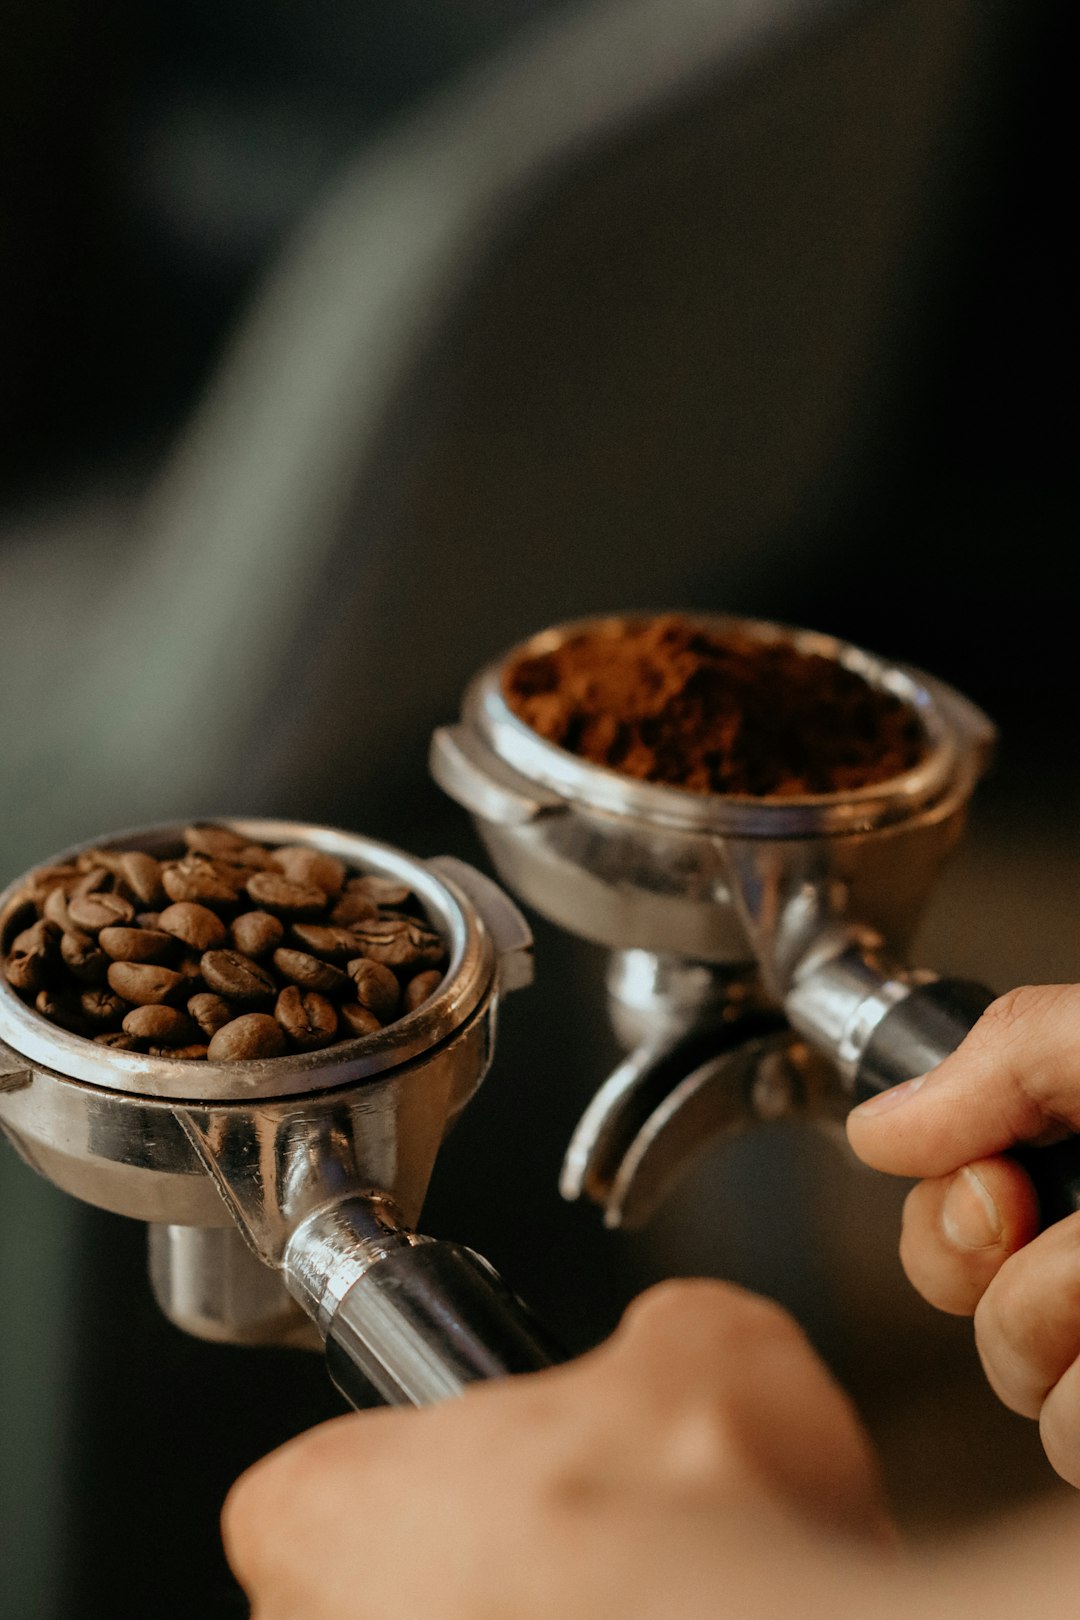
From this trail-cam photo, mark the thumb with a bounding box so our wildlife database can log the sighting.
[847,984,1080,1179]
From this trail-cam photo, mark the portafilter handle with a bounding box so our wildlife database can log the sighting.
[282,1196,564,1407]
[785,948,1080,1229]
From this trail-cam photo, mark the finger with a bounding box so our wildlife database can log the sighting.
[608,1280,894,1544]
[1038,1350,1080,1488]
[222,1411,382,1598]
[973,1210,1080,1421]
[898,1157,1040,1315]
[847,984,1080,1178]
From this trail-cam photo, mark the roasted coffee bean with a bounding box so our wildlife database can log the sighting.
[186,838,276,872]
[42,885,73,931]
[71,865,115,899]
[182,824,253,860]
[148,1043,209,1060]
[0,888,36,945]
[230,910,284,958]
[270,845,346,897]
[117,851,166,908]
[404,969,443,1012]
[5,951,43,994]
[27,862,81,903]
[200,949,277,1002]
[106,962,186,1006]
[13,918,59,961]
[348,874,413,909]
[199,857,259,889]
[345,958,399,1020]
[157,901,228,952]
[188,992,236,1038]
[328,889,379,927]
[94,1031,138,1050]
[338,1002,382,1037]
[271,948,350,997]
[244,871,326,918]
[182,826,274,869]
[236,846,276,871]
[35,988,89,1033]
[67,891,136,933]
[349,918,444,971]
[80,988,129,1025]
[275,985,338,1050]
[290,923,363,962]
[60,928,108,983]
[161,858,243,907]
[75,849,116,874]
[5,920,59,992]
[135,912,162,930]
[207,1013,287,1062]
[98,926,177,964]
[122,1004,200,1045]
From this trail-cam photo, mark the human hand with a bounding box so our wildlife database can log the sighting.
[847,983,1080,1486]
[222,1279,897,1620]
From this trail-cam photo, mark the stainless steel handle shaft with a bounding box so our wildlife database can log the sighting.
[283,1196,563,1407]
[324,1241,563,1407]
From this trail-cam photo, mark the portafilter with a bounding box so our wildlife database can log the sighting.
[430,612,1080,1230]
[0,818,560,1408]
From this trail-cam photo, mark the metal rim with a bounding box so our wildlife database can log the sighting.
[468,611,974,836]
[0,817,495,1101]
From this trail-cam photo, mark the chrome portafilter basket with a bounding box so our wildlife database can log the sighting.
[0,818,558,1408]
[431,612,1080,1230]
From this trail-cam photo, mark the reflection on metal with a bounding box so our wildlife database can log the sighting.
[0,818,553,1402]
[149,1223,320,1349]
[433,612,996,1224]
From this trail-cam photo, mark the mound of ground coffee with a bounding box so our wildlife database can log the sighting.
[1,824,447,1060]
[501,614,927,797]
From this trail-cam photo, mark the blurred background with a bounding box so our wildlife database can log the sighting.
[0,0,1075,1613]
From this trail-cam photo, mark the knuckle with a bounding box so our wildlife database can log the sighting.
[220,1466,267,1578]
[969,983,1075,1058]
[969,986,1042,1049]
[898,1198,939,1292]
[624,1278,799,1350]
[1039,1406,1080,1489]
[973,1265,1044,1418]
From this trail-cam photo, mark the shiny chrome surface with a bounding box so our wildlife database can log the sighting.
[283,1194,430,1331]
[176,1005,493,1260]
[434,612,995,1227]
[0,819,539,1378]
[310,1201,560,1406]
[430,612,995,971]
[605,950,763,1049]
[560,961,843,1229]
[149,1223,320,1349]
[0,994,493,1234]
[0,1043,226,1223]
[785,937,938,1088]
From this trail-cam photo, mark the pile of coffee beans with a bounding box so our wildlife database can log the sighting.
[0,825,448,1061]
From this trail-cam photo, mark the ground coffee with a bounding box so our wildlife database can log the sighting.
[501,614,927,796]
[1,825,447,1060]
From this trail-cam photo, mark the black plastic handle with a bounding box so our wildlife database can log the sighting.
[854,979,1080,1227]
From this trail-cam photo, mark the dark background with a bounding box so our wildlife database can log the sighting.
[1,0,1076,1614]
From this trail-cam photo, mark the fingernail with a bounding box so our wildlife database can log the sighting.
[850,1075,926,1118]
[943,1167,1002,1250]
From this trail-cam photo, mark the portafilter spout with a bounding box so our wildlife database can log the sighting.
[0,819,561,1408]
[430,612,1080,1230]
